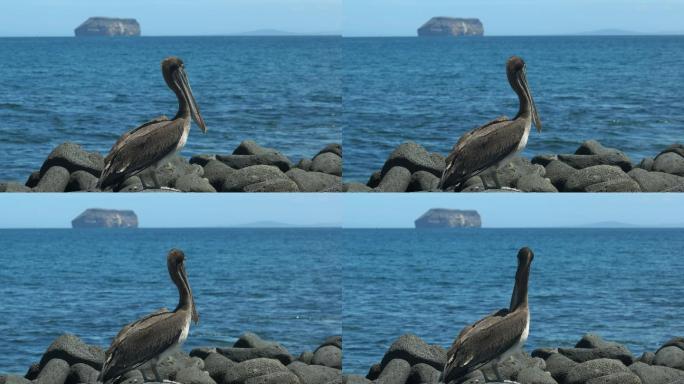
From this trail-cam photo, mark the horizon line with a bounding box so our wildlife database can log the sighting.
[0,33,343,38]
[341,32,684,38]
[345,226,684,229]
[1,32,683,39]
[0,226,344,230]
[0,225,681,230]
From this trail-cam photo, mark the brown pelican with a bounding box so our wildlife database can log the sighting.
[441,247,534,384]
[98,249,199,383]
[439,56,542,191]
[97,57,207,191]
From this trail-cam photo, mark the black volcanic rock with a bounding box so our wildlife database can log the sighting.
[8,333,343,384]
[418,17,484,37]
[414,209,481,228]
[74,17,141,37]
[379,334,446,371]
[71,209,138,228]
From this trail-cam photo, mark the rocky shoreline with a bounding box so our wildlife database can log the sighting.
[2,139,684,193]
[349,333,684,384]
[0,332,342,384]
[364,141,684,192]
[0,141,345,193]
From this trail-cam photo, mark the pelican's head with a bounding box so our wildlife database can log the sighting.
[167,249,199,324]
[161,57,207,133]
[506,56,542,133]
[517,246,534,267]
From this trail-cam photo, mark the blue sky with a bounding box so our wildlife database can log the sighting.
[344,0,684,36]
[0,194,342,228]
[0,194,681,228]
[1,0,681,37]
[0,0,342,37]
[342,194,684,228]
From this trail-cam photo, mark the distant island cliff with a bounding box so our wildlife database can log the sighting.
[418,17,484,37]
[72,209,138,228]
[415,209,482,228]
[74,17,141,37]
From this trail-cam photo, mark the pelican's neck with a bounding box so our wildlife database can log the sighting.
[509,262,530,311]
[172,87,190,121]
[512,74,532,121]
[171,267,193,312]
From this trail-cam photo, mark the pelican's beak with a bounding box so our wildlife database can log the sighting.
[180,263,199,324]
[174,66,207,133]
[521,67,542,133]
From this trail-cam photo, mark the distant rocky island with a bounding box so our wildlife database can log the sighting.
[418,17,484,37]
[414,209,481,228]
[74,17,140,37]
[71,209,138,228]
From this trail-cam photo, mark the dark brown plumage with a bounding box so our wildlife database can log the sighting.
[439,56,541,191]
[442,248,534,383]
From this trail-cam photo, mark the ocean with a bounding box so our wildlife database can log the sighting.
[2,36,682,183]
[343,36,684,182]
[0,228,342,374]
[342,228,684,374]
[0,36,341,182]
[1,227,682,375]
[3,36,683,183]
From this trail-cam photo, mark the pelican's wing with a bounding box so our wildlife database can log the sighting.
[97,117,184,190]
[440,117,526,189]
[99,309,182,382]
[103,116,170,164]
[105,307,170,355]
[443,308,527,383]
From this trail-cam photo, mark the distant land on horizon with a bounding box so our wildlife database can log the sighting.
[3,29,683,38]
[573,221,684,229]
[343,30,684,37]
[0,28,342,38]
[231,29,341,37]
[188,27,684,37]
[2,222,683,229]
[232,221,342,228]
[348,222,684,229]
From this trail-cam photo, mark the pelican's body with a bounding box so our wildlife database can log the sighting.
[97,57,207,191]
[442,248,534,384]
[439,57,542,191]
[98,249,199,383]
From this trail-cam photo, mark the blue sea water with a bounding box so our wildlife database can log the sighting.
[344,36,684,182]
[343,228,684,374]
[0,228,341,375]
[2,36,683,183]
[0,36,341,182]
